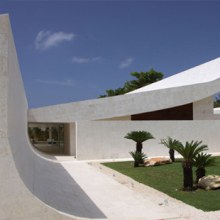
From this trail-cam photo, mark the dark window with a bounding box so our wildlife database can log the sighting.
[131,103,193,120]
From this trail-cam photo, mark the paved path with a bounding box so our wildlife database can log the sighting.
[59,160,220,220]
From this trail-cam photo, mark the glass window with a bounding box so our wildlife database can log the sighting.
[28,123,66,155]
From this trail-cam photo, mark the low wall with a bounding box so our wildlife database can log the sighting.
[76,120,220,160]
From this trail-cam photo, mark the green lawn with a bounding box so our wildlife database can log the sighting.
[102,157,220,211]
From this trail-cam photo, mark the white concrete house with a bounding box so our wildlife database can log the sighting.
[28,44,220,160]
[1,14,220,219]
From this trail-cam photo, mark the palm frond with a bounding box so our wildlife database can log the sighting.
[125,131,154,143]
[160,137,182,149]
[172,140,208,161]
[193,153,215,168]
[129,151,147,165]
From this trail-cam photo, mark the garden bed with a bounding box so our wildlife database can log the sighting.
[102,157,220,211]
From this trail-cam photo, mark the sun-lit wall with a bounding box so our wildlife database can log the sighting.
[0,14,100,219]
[75,120,220,160]
[193,97,216,120]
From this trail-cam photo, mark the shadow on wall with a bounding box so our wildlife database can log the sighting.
[2,13,106,219]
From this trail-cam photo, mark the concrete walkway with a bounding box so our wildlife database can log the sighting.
[60,160,220,220]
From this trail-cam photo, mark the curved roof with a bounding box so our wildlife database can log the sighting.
[129,57,220,94]
[29,57,220,122]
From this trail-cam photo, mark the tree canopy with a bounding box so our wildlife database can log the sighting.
[99,69,164,98]
[214,95,220,108]
[124,130,154,154]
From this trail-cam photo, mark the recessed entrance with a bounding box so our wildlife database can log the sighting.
[28,123,68,155]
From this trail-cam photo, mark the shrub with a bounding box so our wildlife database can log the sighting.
[130,151,147,167]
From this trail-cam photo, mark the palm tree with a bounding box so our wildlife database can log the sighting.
[193,153,215,183]
[160,137,181,162]
[172,140,208,190]
[124,131,154,154]
[130,151,147,167]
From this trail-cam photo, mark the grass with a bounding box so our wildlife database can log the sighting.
[102,157,220,211]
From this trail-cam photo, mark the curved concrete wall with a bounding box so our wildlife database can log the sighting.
[28,79,220,122]
[2,12,220,219]
[28,59,220,122]
[0,14,105,219]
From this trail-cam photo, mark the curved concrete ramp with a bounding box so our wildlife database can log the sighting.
[0,139,105,219]
[0,14,105,219]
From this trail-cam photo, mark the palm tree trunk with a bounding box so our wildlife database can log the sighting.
[134,160,139,167]
[169,149,175,162]
[182,161,193,190]
[136,142,142,153]
[196,168,206,183]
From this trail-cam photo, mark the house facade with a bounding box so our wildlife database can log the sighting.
[1,13,220,219]
[28,53,220,159]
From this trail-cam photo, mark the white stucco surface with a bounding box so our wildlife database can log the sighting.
[214,107,220,114]
[129,57,220,93]
[2,13,220,220]
[29,57,220,122]
[0,14,105,219]
[193,97,215,120]
[28,79,220,122]
[75,120,220,160]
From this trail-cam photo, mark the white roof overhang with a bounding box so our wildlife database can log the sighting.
[28,58,220,122]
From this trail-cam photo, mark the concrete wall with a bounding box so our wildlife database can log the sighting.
[28,81,220,123]
[76,120,220,160]
[28,56,220,123]
[97,115,131,121]
[0,14,79,220]
[3,11,220,218]
[0,14,106,219]
[67,123,77,156]
[193,97,215,120]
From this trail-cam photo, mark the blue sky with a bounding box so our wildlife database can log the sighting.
[1,1,220,108]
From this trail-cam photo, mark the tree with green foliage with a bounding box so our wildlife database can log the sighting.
[193,153,215,183]
[124,131,154,154]
[99,87,125,98]
[99,69,163,97]
[160,137,181,162]
[124,70,164,92]
[172,141,208,190]
[214,95,220,108]
[28,127,46,142]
